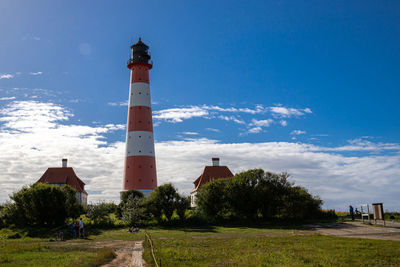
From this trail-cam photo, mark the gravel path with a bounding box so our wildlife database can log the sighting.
[99,240,145,267]
[306,221,400,241]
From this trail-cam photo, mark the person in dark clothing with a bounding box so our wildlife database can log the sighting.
[74,221,79,238]
[70,222,75,238]
[349,205,355,221]
[390,213,395,225]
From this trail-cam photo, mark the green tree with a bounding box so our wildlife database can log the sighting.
[2,183,83,226]
[225,169,263,219]
[145,184,189,222]
[257,172,293,218]
[121,195,147,225]
[86,202,117,225]
[195,169,323,222]
[117,189,144,219]
[283,186,322,219]
[196,179,229,220]
[120,190,144,203]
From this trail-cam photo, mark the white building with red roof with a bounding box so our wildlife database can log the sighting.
[190,158,234,207]
[36,159,88,205]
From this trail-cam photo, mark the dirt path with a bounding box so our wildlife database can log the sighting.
[52,239,145,267]
[306,221,400,241]
[99,240,145,267]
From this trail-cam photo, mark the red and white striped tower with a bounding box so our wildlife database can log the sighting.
[123,38,157,196]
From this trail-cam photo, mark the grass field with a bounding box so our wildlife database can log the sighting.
[1,225,400,266]
[142,226,400,266]
[0,241,114,267]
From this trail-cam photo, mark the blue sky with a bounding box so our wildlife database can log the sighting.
[0,1,399,210]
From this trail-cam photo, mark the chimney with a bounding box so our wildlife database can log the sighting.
[62,159,68,168]
[212,158,220,166]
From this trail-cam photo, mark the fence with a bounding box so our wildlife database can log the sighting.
[144,230,160,267]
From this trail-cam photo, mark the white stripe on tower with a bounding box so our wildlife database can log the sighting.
[129,83,151,107]
[123,38,157,196]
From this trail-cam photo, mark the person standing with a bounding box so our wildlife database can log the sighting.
[349,205,355,221]
[79,218,84,238]
[74,221,79,238]
[390,213,395,225]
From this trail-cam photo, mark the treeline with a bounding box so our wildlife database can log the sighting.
[0,169,336,228]
[88,169,335,226]
[196,169,331,222]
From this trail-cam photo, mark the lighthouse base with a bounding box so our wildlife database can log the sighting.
[136,189,154,197]
[120,189,154,199]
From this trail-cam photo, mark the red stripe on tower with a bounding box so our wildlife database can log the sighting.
[123,38,157,196]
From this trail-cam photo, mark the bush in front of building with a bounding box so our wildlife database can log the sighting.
[117,189,145,222]
[121,194,147,225]
[119,186,191,225]
[0,183,83,227]
[195,169,328,222]
[85,202,118,226]
[144,183,190,223]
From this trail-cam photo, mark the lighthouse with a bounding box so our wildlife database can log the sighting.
[123,38,157,196]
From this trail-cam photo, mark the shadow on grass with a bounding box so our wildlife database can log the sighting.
[0,225,106,241]
[153,225,218,233]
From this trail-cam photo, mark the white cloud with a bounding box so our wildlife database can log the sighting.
[291,130,306,135]
[270,106,312,118]
[280,120,288,127]
[0,100,125,203]
[155,139,400,210]
[250,119,274,127]
[206,128,220,132]
[204,104,265,114]
[104,124,125,131]
[318,138,400,152]
[8,87,57,98]
[304,108,312,114]
[248,127,262,134]
[153,104,311,127]
[0,74,14,79]
[246,119,274,134]
[182,132,199,135]
[218,115,245,124]
[0,97,16,101]
[69,99,84,103]
[29,72,43,76]
[108,101,128,107]
[1,101,399,210]
[153,106,209,123]
[22,34,40,41]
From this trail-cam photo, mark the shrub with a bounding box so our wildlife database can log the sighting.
[196,169,323,222]
[86,202,117,225]
[121,195,147,225]
[196,179,229,221]
[117,189,144,219]
[0,183,83,227]
[145,184,190,222]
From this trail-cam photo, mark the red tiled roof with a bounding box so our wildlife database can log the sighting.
[37,167,87,194]
[192,166,233,192]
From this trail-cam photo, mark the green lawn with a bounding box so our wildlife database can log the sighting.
[1,226,400,266]
[0,241,114,267]
[142,226,400,266]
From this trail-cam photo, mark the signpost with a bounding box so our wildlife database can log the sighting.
[372,203,385,226]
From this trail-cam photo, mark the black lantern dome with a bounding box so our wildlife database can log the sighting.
[127,38,152,69]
